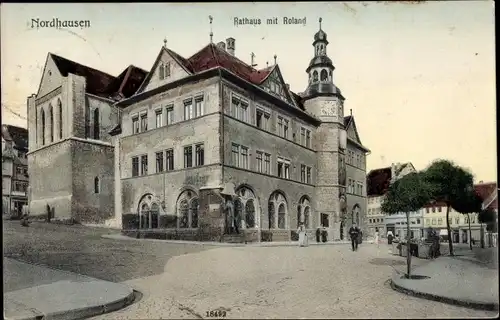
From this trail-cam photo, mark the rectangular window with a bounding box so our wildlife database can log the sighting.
[240,146,249,169]
[432,219,436,225]
[300,128,306,146]
[166,106,174,125]
[195,144,204,166]
[140,113,148,132]
[301,164,306,183]
[231,95,249,123]
[283,119,289,139]
[277,161,283,178]
[432,207,436,213]
[132,116,139,134]
[239,102,248,122]
[231,96,239,118]
[256,151,263,173]
[277,158,290,179]
[426,219,430,225]
[438,218,443,225]
[155,109,163,128]
[155,151,164,173]
[132,157,139,177]
[438,207,442,212]
[256,109,270,130]
[166,149,174,171]
[306,167,311,184]
[231,143,240,167]
[140,155,148,175]
[184,99,193,121]
[426,208,429,213]
[195,96,204,117]
[284,162,290,179]
[165,62,171,77]
[264,153,271,174]
[184,146,193,168]
[277,117,283,136]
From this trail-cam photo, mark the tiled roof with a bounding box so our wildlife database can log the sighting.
[367,167,392,197]
[49,54,147,100]
[474,182,498,210]
[1,124,28,150]
[184,43,273,84]
[344,115,352,127]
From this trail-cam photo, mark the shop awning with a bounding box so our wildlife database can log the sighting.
[439,229,448,236]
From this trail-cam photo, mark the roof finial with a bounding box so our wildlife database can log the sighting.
[163,38,167,48]
[274,54,277,65]
[266,61,269,67]
[319,17,322,30]
[209,15,214,43]
[350,108,352,116]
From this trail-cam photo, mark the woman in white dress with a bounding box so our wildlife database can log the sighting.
[297,223,308,247]
[374,227,380,248]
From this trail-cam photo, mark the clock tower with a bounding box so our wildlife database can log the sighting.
[303,18,348,241]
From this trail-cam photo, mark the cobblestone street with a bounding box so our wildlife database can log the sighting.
[93,243,497,319]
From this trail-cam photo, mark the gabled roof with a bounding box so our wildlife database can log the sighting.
[367,167,392,197]
[1,124,28,150]
[48,53,147,100]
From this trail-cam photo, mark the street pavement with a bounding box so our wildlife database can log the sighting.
[4,221,498,319]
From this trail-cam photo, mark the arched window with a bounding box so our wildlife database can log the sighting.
[304,207,311,229]
[329,70,332,77]
[49,104,54,143]
[93,108,100,140]
[159,63,165,80]
[137,193,160,229]
[268,191,287,229]
[58,99,63,139]
[320,69,328,82]
[312,71,318,82]
[41,109,46,145]
[177,190,199,229]
[94,177,100,193]
[234,186,259,230]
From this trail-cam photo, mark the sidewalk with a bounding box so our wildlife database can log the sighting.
[102,233,371,246]
[3,258,135,320]
[391,253,499,311]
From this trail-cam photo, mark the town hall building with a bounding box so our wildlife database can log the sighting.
[27,19,370,242]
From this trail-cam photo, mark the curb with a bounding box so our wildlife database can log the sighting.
[390,278,499,312]
[5,290,136,320]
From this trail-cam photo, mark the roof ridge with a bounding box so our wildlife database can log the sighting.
[50,52,117,79]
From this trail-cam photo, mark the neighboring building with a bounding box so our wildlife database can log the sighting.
[27,19,370,241]
[422,181,498,243]
[2,124,29,217]
[366,162,416,237]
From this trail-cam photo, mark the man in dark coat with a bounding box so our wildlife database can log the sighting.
[349,222,361,251]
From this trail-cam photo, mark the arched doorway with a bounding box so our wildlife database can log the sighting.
[268,191,288,229]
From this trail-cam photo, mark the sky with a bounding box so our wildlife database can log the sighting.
[1,2,496,182]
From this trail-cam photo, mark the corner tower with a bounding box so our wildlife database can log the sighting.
[303,18,348,241]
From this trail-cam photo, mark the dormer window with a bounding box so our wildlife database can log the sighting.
[159,63,165,80]
[159,62,171,80]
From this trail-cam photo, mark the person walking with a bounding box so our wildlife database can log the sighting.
[349,222,361,251]
[374,227,380,248]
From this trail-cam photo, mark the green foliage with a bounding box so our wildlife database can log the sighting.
[452,190,483,215]
[479,208,497,232]
[423,159,474,204]
[381,172,433,214]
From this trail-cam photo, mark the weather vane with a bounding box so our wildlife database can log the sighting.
[209,15,213,43]
[319,17,322,30]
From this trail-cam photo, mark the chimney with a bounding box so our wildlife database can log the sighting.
[226,37,235,56]
[217,41,226,51]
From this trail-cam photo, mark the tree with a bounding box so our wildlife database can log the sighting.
[423,160,474,256]
[381,172,433,278]
[452,190,483,250]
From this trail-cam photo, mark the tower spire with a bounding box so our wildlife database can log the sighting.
[319,17,322,30]
[209,15,213,43]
